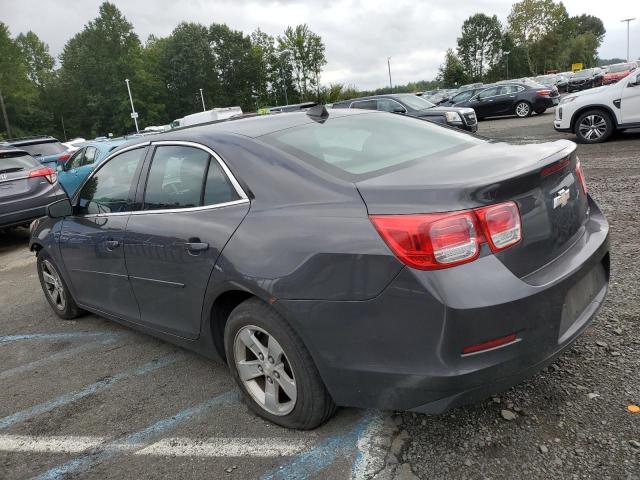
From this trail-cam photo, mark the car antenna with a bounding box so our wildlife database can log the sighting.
[306,104,329,122]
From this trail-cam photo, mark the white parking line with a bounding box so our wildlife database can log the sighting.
[0,434,310,457]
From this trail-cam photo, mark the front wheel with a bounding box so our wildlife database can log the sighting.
[575,110,614,144]
[514,101,532,118]
[224,298,336,429]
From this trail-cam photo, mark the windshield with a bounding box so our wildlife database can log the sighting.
[608,64,631,73]
[574,69,593,78]
[19,141,66,157]
[396,95,435,110]
[0,151,39,173]
[261,112,482,177]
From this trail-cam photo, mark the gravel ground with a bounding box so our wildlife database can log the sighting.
[396,112,640,480]
[0,111,638,480]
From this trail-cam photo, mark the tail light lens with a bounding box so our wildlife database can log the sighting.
[536,89,552,97]
[29,167,57,184]
[57,153,71,162]
[370,201,521,270]
[575,159,587,195]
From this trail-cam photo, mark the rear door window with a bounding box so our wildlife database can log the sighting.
[350,100,378,110]
[376,99,406,113]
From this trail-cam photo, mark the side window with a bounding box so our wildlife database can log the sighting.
[77,148,145,215]
[376,99,406,113]
[478,87,499,100]
[83,147,97,166]
[203,160,241,206]
[350,100,377,110]
[453,91,473,103]
[68,149,84,169]
[143,145,209,211]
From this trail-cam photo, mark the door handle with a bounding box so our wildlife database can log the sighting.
[104,240,120,250]
[184,242,209,253]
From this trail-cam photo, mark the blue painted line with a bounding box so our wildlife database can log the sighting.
[259,411,378,480]
[0,354,178,430]
[0,332,114,344]
[0,337,117,381]
[32,390,238,480]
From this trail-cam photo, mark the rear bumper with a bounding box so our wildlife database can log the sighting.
[280,196,609,412]
[0,190,66,228]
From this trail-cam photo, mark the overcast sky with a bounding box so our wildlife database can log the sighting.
[2,0,638,90]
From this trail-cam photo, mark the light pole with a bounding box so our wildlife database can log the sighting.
[124,78,139,133]
[387,57,393,92]
[199,88,206,111]
[504,51,510,79]
[621,18,636,62]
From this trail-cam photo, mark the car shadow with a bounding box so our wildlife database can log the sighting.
[0,227,31,253]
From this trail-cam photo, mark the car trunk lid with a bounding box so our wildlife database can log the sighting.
[356,139,589,278]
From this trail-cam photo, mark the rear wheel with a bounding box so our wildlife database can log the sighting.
[224,298,336,429]
[574,110,614,144]
[37,251,83,320]
[514,101,532,118]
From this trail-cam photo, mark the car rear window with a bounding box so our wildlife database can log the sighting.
[0,151,40,173]
[608,64,631,73]
[261,112,482,177]
[18,141,66,157]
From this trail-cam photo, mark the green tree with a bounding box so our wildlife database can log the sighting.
[437,49,469,87]
[457,14,503,81]
[568,14,605,43]
[277,24,326,100]
[15,31,54,87]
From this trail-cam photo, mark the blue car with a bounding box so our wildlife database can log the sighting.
[57,139,126,196]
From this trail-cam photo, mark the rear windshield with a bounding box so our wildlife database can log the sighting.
[261,112,482,178]
[0,151,39,173]
[18,141,66,157]
[608,64,631,73]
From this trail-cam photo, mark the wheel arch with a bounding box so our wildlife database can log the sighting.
[570,104,618,132]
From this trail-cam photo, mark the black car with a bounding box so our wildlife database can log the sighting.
[450,82,560,119]
[31,108,609,429]
[438,86,489,107]
[0,147,67,230]
[332,94,477,132]
[567,68,604,92]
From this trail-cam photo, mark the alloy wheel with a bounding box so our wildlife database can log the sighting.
[515,102,530,117]
[41,260,66,311]
[578,115,607,141]
[233,325,297,416]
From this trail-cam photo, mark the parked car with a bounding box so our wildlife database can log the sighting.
[268,102,317,113]
[567,68,604,92]
[57,139,126,196]
[602,63,637,85]
[438,85,489,107]
[457,82,484,92]
[171,107,243,129]
[534,74,570,93]
[554,69,640,143]
[332,94,477,132]
[0,147,66,230]
[31,107,609,429]
[448,82,559,119]
[7,136,72,167]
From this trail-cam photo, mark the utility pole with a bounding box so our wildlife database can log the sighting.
[124,78,139,133]
[387,57,393,93]
[504,51,510,79]
[0,86,11,139]
[199,88,206,111]
[621,18,636,62]
[61,115,67,141]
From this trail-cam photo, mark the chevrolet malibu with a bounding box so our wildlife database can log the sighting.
[30,107,610,429]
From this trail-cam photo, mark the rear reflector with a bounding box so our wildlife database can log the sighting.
[29,167,57,184]
[575,159,587,195]
[370,201,521,270]
[462,333,517,355]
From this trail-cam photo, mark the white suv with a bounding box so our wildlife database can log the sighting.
[554,69,640,143]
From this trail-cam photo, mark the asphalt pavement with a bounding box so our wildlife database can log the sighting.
[0,111,638,479]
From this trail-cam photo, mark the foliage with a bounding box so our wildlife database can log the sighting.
[437,49,470,88]
[457,14,503,81]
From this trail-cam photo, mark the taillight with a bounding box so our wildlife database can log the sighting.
[57,153,71,162]
[536,89,552,97]
[29,167,57,184]
[475,202,522,252]
[575,159,587,195]
[370,201,521,270]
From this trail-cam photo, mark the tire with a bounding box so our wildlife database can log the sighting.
[514,101,532,118]
[36,251,84,320]
[224,298,336,430]
[534,107,547,115]
[574,109,614,144]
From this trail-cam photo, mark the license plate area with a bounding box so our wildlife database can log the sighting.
[559,263,607,342]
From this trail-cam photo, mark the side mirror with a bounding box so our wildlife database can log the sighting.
[47,198,73,219]
[392,107,406,113]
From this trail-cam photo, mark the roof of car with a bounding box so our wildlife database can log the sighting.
[7,135,60,146]
[0,148,30,156]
